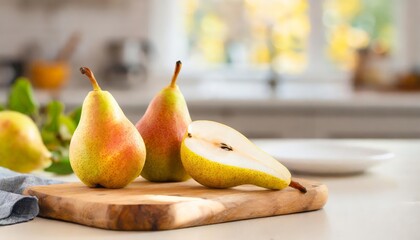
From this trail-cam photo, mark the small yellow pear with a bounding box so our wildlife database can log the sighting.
[0,111,52,173]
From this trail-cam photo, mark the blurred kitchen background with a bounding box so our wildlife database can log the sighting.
[1,0,420,138]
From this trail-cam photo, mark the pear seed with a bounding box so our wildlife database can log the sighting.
[220,143,233,151]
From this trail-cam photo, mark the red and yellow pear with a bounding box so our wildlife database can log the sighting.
[69,67,146,188]
[136,61,191,182]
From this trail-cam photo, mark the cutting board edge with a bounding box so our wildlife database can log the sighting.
[25,187,176,230]
[155,183,328,230]
[23,179,328,231]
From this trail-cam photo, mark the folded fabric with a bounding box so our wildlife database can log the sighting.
[0,167,62,226]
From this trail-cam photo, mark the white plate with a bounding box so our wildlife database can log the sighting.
[258,140,394,175]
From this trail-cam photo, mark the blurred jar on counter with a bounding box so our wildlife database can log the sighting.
[352,44,395,90]
[29,60,70,90]
[30,33,80,90]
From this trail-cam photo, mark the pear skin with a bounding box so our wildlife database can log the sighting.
[0,111,51,173]
[69,67,146,188]
[136,61,191,182]
[181,145,290,189]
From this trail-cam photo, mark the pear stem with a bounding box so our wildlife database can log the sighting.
[290,180,307,193]
[80,67,101,91]
[170,60,182,88]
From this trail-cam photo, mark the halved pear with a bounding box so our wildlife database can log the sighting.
[181,120,306,192]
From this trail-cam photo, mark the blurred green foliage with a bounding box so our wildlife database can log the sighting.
[8,77,39,117]
[1,77,81,175]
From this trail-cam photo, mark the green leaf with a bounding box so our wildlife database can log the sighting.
[42,101,77,143]
[7,77,39,116]
[68,106,82,126]
[44,155,73,175]
[41,129,59,147]
[43,101,64,132]
[59,115,76,140]
[0,104,4,111]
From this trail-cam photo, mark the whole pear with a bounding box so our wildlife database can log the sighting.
[136,61,191,182]
[0,111,51,173]
[69,67,146,188]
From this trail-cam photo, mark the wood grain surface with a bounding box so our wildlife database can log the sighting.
[23,178,328,231]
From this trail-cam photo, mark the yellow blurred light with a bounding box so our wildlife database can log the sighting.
[251,42,271,64]
[200,14,226,36]
[289,16,310,38]
[325,0,361,21]
[185,0,310,73]
[250,21,268,39]
[184,0,198,15]
[272,51,306,73]
[348,28,370,49]
[325,0,392,69]
[198,38,225,63]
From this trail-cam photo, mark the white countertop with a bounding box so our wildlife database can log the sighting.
[1,139,419,240]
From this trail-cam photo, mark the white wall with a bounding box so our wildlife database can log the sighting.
[0,0,150,86]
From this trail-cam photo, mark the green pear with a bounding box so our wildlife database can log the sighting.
[0,111,51,173]
[69,67,146,188]
[136,61,191,182]
[181,120,306,192]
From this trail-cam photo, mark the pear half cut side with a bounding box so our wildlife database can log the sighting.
[181,120,302,191]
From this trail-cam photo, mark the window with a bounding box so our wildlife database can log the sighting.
[324,0,394,70]
[181,0,394,75]
[183,0,309,74]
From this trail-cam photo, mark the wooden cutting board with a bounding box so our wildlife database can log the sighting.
[23,178,328,231]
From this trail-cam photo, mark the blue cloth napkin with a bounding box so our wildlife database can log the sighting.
[0,167,62,226]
